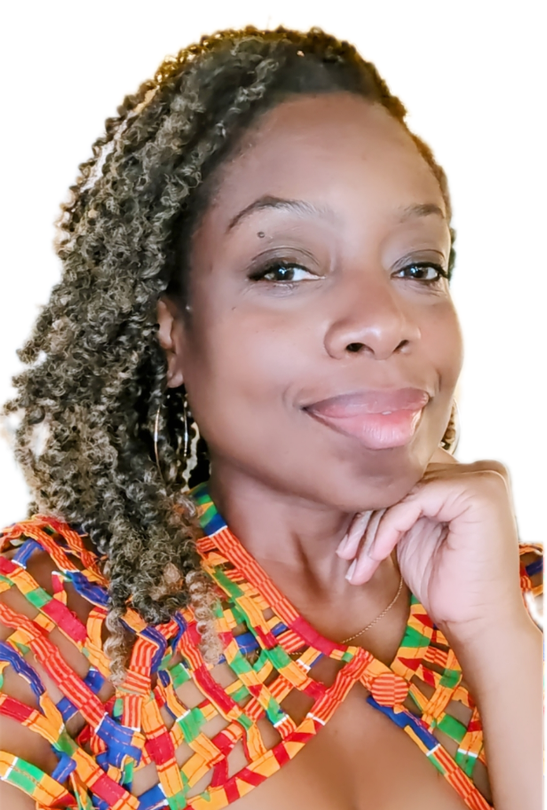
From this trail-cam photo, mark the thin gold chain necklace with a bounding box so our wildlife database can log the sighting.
[341,571,404,643]
[287,570,404,657]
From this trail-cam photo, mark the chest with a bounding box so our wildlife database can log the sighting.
[129,680,472,810]
[112,639,488,810]
[47,582,491,810]
[249,684,474,810]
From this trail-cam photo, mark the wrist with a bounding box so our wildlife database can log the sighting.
[440,601,537,650]
[442,607,542,695]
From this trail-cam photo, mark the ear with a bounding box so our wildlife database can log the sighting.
[156,297,186,389]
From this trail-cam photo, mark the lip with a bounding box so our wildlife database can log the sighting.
[304,387,430,450]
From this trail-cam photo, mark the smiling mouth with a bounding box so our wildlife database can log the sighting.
[303,388,430,451]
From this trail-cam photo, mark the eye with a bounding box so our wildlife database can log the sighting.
[395,262,448,283]
[249,260,317,284]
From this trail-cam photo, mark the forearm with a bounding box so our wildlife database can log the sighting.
[447,611,543,810]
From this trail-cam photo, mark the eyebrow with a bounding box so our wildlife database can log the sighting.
[398,202,446,222]
[226,196,446,233]
[227,196,336,232]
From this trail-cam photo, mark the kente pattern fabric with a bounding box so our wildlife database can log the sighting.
[0,481,542,810]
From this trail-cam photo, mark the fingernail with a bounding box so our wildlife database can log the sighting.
[345,559,357,582]
[345,555,379,585]
[336,533,350,556]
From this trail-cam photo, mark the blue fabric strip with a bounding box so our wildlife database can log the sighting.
[51,752,77,783]
[95,714,142,767]
[11,538,42,568]
[137,783,168,810]
[0,640,44,698]
[367,695,438,750]
[84,667,106,694]
[67,570,109,606]
[56,695,79,722]
[526,558,543,577]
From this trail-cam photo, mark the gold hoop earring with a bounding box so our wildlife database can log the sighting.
[441,399,460,455]
[153,389,191,482]
[153,404,162,477]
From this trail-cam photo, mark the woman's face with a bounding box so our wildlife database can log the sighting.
[163,92,463,512]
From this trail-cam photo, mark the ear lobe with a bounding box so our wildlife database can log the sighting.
[156,297,185,388]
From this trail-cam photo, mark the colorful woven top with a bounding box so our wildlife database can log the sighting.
[0,481,542,810]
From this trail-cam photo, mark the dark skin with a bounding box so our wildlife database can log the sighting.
[157,92,541,809]
[158,92,460,642]
[0,93,540,809]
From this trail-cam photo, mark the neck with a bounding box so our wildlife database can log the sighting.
[205,462,397,601]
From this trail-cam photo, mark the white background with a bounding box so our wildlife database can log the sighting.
[0,1,545,542]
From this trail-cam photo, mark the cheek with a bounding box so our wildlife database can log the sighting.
[421,299,463,386]
[182,304,303,434]
[419,301,463,443]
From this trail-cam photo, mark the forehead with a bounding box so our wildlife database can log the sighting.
[201,92,446,235]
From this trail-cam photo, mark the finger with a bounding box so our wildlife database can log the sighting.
[368,472,494,561]
[457,461,514,513]
[345,553,382,585]
[360,508,386,557]
[468,459,510,486]
[367,498,426,563]
[418,464,513,515]
[336,510,374,559]
[423,458,509,480]
[345,509,388,585]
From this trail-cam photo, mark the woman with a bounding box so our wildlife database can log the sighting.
[0,25,541,810]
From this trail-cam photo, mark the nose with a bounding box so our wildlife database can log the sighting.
[324,276,421,361]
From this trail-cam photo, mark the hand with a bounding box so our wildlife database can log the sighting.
[336,448,526,639]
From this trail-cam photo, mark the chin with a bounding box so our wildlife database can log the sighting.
[329,443,432,512]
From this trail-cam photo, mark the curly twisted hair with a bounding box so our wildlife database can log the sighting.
[2,25,457,682]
